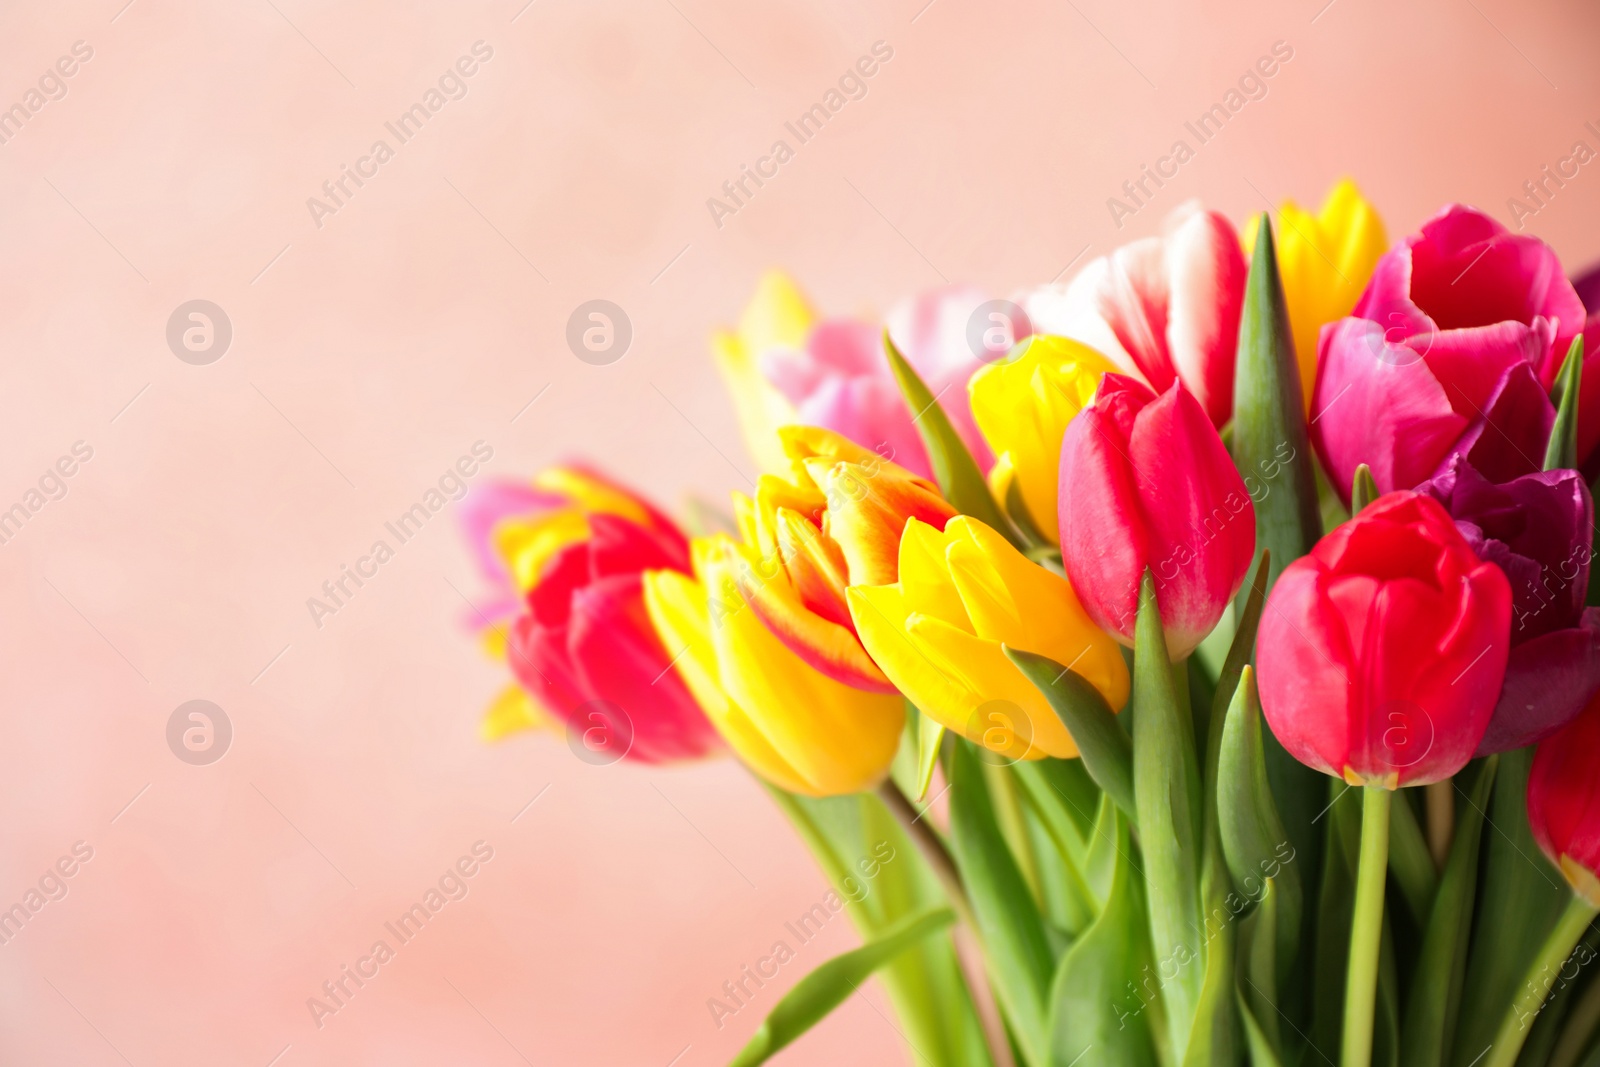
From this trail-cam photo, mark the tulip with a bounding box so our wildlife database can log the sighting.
[711,271,812,475]
[1422,457,1600,753]
[1057,374,1256,658]
[731,425,957,690]
[1529,689,1600,905]
[715,273,1016,479]
[968,335,1119,538]
[847,516,1128,760]
[644,535,906,796]
[1311,205,1586,501]
[459,467,722,763]
[1023,201,1247,428]
[1256,491,1512,787]
[1239,178,1388,412]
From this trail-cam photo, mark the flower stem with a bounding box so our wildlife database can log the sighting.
[1425,779,1454,870]
[1482,894,1600,1067]
[1342,785,1391,1067]
[877,780,976,932]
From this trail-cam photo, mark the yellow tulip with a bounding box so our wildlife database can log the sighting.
[1241,179,1387,411]
[711,271,814,474]
[848,516,1128,761]
[644,536,905,796]
[968,336,1118,540]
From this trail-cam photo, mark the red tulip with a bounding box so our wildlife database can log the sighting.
[1256,492,1512,787]
[1529,689,1600,903]
[1057,373,1256,658]
[461,468,722,764]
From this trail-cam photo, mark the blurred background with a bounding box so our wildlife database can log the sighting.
[2,0,1599,1062]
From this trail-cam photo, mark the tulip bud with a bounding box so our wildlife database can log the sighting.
[732,426,957,690]
[1057,374,1256,658]
[459,468,722,764]
[848,516,1128,761]
[1529,690,1600,904]
[1256,491,1512,787]
[968,335,1119,539]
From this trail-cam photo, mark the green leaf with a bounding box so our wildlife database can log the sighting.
[1011,762,1100,935]
[1351,463,1379,513]
[1132,570,1206,1056]
[1547,335,1585,472]
[728,906,957,1067]
[1454,748,1570,1066]
[1181,888,1239,1067]
[1238,877,1283,1056]
[949,740,1056,1065]
[1046,807,1160,1067]
[1387,789,1438,927]
[1232,214,1322,594]
[1007,646,1136,820]
[884,331,1015,539]
[1237,989,1286,1067]
[766,788,995,1067]
[1215,666,1302,984]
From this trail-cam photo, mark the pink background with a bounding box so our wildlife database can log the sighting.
[2,0,1599,1063]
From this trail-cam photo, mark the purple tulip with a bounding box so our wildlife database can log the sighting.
[1423,456,1600,753]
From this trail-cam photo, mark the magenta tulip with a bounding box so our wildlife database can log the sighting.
[1023,201,1247,428]
[1311,205,1586,502]
[1057,373,1256,658]
[1257,492,1512,786]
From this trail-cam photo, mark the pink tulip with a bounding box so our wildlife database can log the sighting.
[1057,374,1257,658]
[759,285,1020,478]
[1312,205,1586,501]
[1023,201,1247,428]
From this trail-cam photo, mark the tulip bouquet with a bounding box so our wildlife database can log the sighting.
[461,182,1600,1067]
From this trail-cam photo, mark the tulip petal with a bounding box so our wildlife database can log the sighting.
[1165,208,1247,427]
[1480,610,1600,754]
[643,568,817,795]
[704,541,905,794]
[1311,318,1469,499]
[481,683,555,741]
[567,573,720,764]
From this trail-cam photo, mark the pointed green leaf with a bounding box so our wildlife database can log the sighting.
[1008,646,1136,820]
[1132,570,1206,1056]
[1351,463,1379,513]
[1229,220,1329,946]
[948,740,1055,1065]
[728,907,957,1067]
[1216,667,1302,988]
[1204,552,1271,817]
[1547,335,1585,472]
[1387,789,1437,927]
[884,332,1014,537]
[1232,214,1322,590]
[1180,891,1238,1067]
[1046,808,1160,1067]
